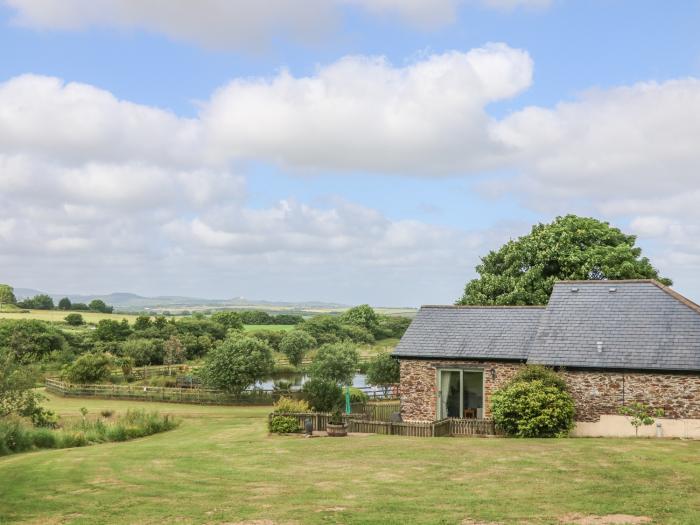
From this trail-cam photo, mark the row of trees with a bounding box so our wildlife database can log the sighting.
[0,286,113,313]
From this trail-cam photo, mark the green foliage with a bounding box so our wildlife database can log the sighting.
[0,284,16,306]
[63,353,112,384]
[133,315,152,331]
[279,330,316,366]
[57,297,72,310]
[210,311,244,330]
[328,409,344,425]
[94,319,132,342]
[297,315,343,344]
[89,299,113,313]
[272,396,311,414]
[198,335,274,395]
[238,310,272,325]
[178,333,213,360]
[618,402,665,436]
[458,215,672,306]
[302,378,343,412]
[64,313,84,326]
[70,302,90,311]
[366,352,400,395]
[348,387,368,404]
[268,415,301,434]
[512,365,568,391]
[163,336,186,366]
[0,350,53,426]
[492,379,575,438]
[0,319,66,363]
[374,315,412,339]
[341,304,378,332]
[175,317,226,341]
[119,338,163,366]
[247,329,286,351]
[0,410,178,457]
[308,342,359,385]
[339,324,375,344]
[18,294,55,310]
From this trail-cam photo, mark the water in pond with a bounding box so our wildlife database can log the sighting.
[255,373,381,394]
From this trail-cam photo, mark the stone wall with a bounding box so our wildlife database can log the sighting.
[399,358,700,423]
[398,359,523,421]
[564,369,700,422]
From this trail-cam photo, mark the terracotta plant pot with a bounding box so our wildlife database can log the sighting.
[326,423,348,437]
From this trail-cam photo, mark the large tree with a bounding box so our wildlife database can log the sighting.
[458,215,671,306]
[0,285,16,308]
[198,335,274,395]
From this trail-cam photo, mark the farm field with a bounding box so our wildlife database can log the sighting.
[0,393,698,524]
[0,309,141,324]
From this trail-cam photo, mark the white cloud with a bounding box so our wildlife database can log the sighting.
[203,44,533,173]
[4,0,552,50]
[0,74,203,168]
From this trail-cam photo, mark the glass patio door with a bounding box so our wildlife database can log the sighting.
[438,369,484,419]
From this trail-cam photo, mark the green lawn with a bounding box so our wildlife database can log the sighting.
[0,393,698,524]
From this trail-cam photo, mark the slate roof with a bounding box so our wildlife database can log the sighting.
[393,306,543,361]
[528,281,700,371]
[394,280,700,372]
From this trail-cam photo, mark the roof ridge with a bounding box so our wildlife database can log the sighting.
[555,279,657,284]
[422,305,546,309]
[649,280,700,316]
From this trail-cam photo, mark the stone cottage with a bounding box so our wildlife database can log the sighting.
[393,280,700,438]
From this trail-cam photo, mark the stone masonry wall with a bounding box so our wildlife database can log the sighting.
[564,369,700,422]
[399,358,700,422]
[398,359,523,421]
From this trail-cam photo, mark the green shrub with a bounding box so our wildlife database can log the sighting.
[512,365,568,391]
[491,379,574,438]
[59,431,89,448]
[30,427,58,449]
[63,352,112,384]
[348,387,368,404]
[302,378,343,412]
[273,397,311,414]
[64,313,85,326]
[268,415,300,434]
[0,417,32,455]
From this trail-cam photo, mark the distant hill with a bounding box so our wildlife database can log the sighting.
[12,288,350,312]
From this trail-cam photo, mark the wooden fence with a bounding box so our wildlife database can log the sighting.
[270,412,497,437]
[46,378,275,405]
[350,400,400,421]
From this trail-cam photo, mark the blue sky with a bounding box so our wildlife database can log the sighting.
[1,1,699,305]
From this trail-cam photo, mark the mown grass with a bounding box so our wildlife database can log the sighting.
[0,392,698,524]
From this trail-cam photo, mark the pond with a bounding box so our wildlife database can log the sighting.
[255,373,383,395]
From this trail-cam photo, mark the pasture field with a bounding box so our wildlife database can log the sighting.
[0,309,141,324]
[0,392,698,524]
[242,324,296,332]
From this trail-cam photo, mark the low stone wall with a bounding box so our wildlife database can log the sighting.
[399,358,700,424]
[573,415,700,439]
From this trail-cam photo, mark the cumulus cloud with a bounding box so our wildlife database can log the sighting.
[4,0,552,49]
[0,66,495,303]
[203,44,533,173]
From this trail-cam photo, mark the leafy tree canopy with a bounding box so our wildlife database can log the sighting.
[279,330,316,367]
[340,304,378,331]
[366,352,400,395]
[458,215,671,306]
[89,299,113,313]
[0,285,16,306]
[198,335,274,395]
[57,297,72,310]
[308,342,359,386]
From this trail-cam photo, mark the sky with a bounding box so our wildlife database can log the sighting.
[1,0,700,306]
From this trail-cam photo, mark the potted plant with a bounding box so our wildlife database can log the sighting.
[326,409,348,437]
